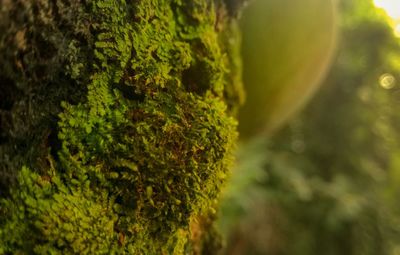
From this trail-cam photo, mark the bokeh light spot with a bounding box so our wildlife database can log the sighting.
[379,73,396,89]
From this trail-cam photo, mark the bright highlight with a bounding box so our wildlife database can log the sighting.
[374,0,400,19]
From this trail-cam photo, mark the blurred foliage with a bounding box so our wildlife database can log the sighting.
[220,0,400,254]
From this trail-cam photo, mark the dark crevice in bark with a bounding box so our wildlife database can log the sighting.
[0,76,22,111]
[182,61,211,95]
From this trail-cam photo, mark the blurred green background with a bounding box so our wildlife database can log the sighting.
[218,0,400,254]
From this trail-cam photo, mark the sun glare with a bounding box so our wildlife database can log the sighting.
[374,0,400,36]
[374,0,400,19]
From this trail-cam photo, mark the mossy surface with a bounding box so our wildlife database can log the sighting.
[0,0,243,254]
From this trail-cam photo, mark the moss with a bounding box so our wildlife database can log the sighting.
[0,0,91,195]
[0,0,243,254]
[0,167,118,254]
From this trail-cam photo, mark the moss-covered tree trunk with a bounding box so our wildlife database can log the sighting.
[0,0,244,253]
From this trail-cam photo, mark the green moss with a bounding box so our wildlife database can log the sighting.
[0,167,118,254]
[0,0,242,254]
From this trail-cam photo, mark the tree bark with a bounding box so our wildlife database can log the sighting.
[0,0,243,254]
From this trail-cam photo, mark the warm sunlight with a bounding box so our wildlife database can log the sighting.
[374,0,400,19]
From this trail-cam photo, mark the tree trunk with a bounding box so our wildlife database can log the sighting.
[0,0,244,253]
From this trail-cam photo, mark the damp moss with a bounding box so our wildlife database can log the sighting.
[0,0,243,254]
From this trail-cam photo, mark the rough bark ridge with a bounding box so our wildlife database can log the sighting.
[0,0,243,254]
